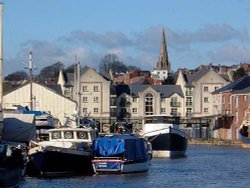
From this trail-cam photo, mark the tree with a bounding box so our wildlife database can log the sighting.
[233,67,247,81]
[4,71,29,81]
[162,74,175,85]
[99,54,140,74]
[35,62,64,82]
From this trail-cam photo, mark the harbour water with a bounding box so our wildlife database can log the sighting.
[20,145,250,188]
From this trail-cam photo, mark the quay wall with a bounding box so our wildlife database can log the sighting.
[188,138,241,147]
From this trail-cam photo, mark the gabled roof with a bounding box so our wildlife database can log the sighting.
[181,67,228,87]
[116,84,184,98]
[212,76,250,94]
[3,81,75,103]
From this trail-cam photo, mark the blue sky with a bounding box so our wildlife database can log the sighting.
[1,0,250,75]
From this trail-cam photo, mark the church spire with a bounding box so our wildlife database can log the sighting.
[156,29,171,72]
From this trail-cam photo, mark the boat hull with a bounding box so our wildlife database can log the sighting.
[26,147,93,176]
[148,131,187,158]
[92,158,149,174]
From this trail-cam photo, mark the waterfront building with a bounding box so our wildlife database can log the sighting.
[76,66,113,131]
[2,81,76,125]
[116,84,184,131]
[212,76,250,141]
[176,67,229,118]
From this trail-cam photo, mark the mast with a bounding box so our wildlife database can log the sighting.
[0,3,3,140]
[0,3,3,106]
[29,51,34,110]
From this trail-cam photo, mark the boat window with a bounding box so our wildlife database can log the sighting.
[64,131,74,139]
[77,131,88,139]
[51,131,61,139]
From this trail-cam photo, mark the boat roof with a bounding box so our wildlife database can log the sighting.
[48,127,94,132]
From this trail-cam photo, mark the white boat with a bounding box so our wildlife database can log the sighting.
[91,134,151,174]
[141,115,188,158]
[26,119,99,176]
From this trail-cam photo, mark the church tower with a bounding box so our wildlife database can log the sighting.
[152,29,171,80]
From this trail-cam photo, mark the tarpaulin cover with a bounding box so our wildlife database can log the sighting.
[93,134,148,160]
[17,105,44,116]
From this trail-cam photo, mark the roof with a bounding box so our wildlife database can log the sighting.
[212,76,250,94]
[181,67,228,87]
[116,84,184,98]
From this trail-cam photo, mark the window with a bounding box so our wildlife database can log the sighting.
[94,108,99,113]
[235,96,238,107]
[77,131,88,139]
[132,98,137,102]
[93,97,99,103]
[93,86,99,92]
[204,97,209,103]
[161,108,166,113]
[132,108,137,113]
[186,97,192,106]
[83,86,88,92]
[244,95,247,102]
[64,131,74,139]
[186,88,193,96]
[222,96,225,104]
[186,108,192,116]
[204,108,208,113]
[214,86,219,91]
[161,98,165,102]
[145,93,153,115]
[83,97,88,103]
[51,131,61,139]
[171,108,178,116]
[204,86,208,92]
[110,98,116,106]
[83,108,87,114]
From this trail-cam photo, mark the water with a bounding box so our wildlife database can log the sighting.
[20,145,250,188]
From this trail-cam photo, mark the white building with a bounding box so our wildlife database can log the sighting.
[3,81,76,125]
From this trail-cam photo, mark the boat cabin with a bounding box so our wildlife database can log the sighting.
[48,127,98,142]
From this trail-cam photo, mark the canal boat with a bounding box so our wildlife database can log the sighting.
[91,134,151,174]
[26,117,99,176]
[141,115,187,158]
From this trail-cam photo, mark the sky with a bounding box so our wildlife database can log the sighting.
[1,0,250,76]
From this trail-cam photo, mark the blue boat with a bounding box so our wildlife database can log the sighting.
[92,134,151,174]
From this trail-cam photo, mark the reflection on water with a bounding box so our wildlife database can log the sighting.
[20,145,250,188]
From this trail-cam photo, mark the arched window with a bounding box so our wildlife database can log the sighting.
[145,93,153,115]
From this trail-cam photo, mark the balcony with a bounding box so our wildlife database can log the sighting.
[186,102,193,107]
[170,102,181,107]
[170,112,181,117]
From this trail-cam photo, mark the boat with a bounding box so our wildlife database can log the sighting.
[141,115,188,158]
[26,116,99,176]
[91,134,151,174]
[239,120,250,148]
[0,144,26,187]
[0,3,27,187]
[238,105,250,148]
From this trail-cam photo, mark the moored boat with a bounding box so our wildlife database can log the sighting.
[141,115,188,158]
[239,120,250,148]
[91,134,151,174]
[26,119,99,176]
